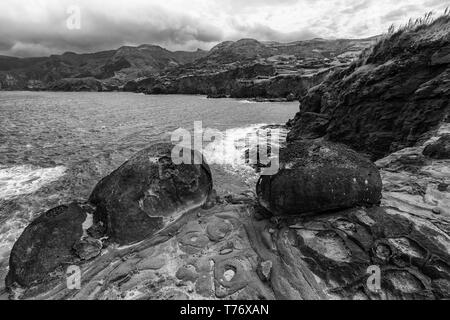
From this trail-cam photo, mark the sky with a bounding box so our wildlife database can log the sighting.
[0,0,447,57]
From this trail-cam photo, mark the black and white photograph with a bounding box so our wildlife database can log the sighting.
[0,0,449,306]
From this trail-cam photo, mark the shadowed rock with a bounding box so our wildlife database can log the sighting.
[287,17,450,160]
[89,143,213,244]
[257,140,382,216]
[6,203,87,288]
[423,134,450,159]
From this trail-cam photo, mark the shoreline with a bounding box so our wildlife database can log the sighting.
[0,90,300,104]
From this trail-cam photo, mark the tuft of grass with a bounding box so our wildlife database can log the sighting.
[353,8,450,67]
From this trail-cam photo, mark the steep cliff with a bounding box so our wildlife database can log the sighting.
[288,15,450,160]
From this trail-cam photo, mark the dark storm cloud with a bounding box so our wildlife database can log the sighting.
[0,0,224,57]
[0,0,446,57]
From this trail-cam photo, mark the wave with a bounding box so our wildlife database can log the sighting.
[237,100,257,104]
[0,165,67,268]
[0,165,66,200]
[202,123,287,180]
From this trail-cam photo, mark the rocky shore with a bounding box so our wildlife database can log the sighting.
[3,121,449,300]
[2,16,449,300]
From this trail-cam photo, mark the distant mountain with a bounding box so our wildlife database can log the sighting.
[0,45,207,90]
[0,37,377,95]
[131,37,379,99]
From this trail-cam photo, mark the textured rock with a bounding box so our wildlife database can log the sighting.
[257,260,273,282]
[6,203,87,287]
[6,130,450,300]
[89,143,213,244]
[288,17,450,160]
[123,80,138,92]
[257,140,382,216]
[206,217,233,242]
[423,134,450,159]
[9,183,448,300]
[6,126,449,300]
[73,238,102,261]
[285,206,450,300]
[176,265,199,283]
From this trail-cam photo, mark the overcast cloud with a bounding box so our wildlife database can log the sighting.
[0,0,447,57]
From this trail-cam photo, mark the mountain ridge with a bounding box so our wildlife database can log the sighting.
[0,37,377,95]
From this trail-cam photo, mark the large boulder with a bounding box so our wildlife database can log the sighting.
[89,143,212,244]
[423,134,450,159]
[257,140,382,216]
[6,203,87,288]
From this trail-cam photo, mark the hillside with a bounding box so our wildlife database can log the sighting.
[131,37,378,99]
[0,45,207,91]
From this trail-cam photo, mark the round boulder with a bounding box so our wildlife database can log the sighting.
[257,140,382,216]
[89,143,212,244]
[7,203,86,288]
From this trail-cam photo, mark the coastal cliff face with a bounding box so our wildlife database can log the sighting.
[132,38,377,99]
[134,68,329,100]
[0,38,376,99]
[287,16,450,160]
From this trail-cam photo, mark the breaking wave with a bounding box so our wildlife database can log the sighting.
[202,123,287,176]
[0,165,66,200]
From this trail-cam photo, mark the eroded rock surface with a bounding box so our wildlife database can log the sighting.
[8,162,448,300]
[7,123,449,300]
[5,134,449,300]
